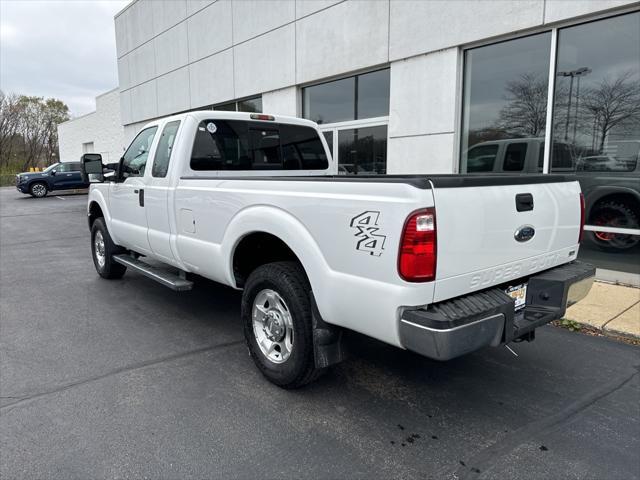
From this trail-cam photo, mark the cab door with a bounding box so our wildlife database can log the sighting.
[145,119,182,264]
[51,162,75,189]
[109,126,158,255]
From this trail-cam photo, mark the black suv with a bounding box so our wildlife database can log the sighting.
[15,162,89,198]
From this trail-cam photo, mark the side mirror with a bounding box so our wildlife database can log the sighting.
[81,153,104,183]
[51,169,57,176]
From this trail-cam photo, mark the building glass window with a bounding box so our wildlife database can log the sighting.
[551,12,640,270]
[213,96,262,113]
[460,33,551,174]
[302,69,390,125]
[303,69,390,175]
[337,126,387,175]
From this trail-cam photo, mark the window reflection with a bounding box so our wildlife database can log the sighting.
[552,12,640,258]
[337,126,387,175]
[302,69,390,124]
[460,33,551,173]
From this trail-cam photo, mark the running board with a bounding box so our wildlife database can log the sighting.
[113,254,193,291]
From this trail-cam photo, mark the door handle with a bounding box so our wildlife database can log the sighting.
[138,188,144,207]
[516,193,534,212]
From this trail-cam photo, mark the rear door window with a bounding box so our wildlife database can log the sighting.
[466,144,498,172]
[502,143,527,171]
[190,120,328,171]
[152,120,180,178]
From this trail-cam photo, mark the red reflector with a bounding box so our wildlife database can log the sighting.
[398,208,437,282]
[250,113,275,121]
[578,192,585,243]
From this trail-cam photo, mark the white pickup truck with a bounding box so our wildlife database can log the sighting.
[81,111,595,388]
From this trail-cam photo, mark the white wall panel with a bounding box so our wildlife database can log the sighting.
[262,86,298,116]
[157,67,191,116]
[387,133,456,174]
[295,0,342,19]
[186,0,215,16]
[130,80,158,121]
[187,0,233,62]
[129,1,156,50]
[189,49,235,108]
[296,0,389,84]
[389,0,544,60]
[388,49,458,138]
[128,41,156,87]
[154,22,189,75]
[232,0,295,44]
[117,55,131,90]
[120,89,132,126]
[114,13,130,58]
[234,25,295,98]
[543,0,636,23]
[152,0,187,35]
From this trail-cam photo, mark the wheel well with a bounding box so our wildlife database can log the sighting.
[588,192,640,222]
[88,202,104,228]
[233,232,301,287]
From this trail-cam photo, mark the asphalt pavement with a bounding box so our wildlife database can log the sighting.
[1,186,638,480]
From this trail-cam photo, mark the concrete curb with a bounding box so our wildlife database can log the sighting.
[564,281,640,341]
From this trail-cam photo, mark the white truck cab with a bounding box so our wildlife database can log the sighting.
[81,111,595,388]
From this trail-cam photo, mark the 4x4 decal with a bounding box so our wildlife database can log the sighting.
[350,211,386,256]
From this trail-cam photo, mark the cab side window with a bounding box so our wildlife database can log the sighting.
[57,163,72,173]
[152,121,180,178]
[121,126,158,179]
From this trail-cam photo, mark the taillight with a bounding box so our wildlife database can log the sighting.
[398,208,437,282]
[579,192,585,243]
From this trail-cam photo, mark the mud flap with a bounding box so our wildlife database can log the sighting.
[310,293,346,368]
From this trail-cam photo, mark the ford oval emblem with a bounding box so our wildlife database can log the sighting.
[514,225,535,242]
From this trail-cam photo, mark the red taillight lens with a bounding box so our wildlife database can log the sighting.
[579,192,585,243]
[398,208,437,282]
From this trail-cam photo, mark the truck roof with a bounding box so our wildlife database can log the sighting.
[142,110,320,130]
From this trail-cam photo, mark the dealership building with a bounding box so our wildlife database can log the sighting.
[58,0,639,280]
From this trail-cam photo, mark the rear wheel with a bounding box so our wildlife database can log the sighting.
[589,201,639,252]
[29,182,48,198]
[91,218,127,279]
[241,261,324,388]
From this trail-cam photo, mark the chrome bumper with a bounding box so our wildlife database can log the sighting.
[399,261,595,361]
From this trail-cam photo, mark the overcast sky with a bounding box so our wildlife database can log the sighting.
[1,0,129,117]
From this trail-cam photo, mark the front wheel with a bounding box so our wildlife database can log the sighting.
[91,218,127,279]
[241,261,324,389]
[29,182,48,198]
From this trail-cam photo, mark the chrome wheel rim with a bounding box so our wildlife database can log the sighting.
[252,289,294,364]
[94,230,106,268]
[32,184,46,197]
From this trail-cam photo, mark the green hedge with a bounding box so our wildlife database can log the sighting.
[0,174,16,187]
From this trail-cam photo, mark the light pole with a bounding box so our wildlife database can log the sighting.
[557,67,591,143]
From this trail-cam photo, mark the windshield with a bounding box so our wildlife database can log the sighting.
[43,163,59,173]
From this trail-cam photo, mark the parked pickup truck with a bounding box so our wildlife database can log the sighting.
[81,111,595,388]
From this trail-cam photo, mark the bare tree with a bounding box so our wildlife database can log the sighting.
[497,73,549,137]
[0,92,69,171]
[580,71,640,151]
[0,91,22,168]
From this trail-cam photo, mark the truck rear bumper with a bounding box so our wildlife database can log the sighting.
[399,261,595,361]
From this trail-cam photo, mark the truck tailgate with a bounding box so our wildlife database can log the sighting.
[430,175,582,302]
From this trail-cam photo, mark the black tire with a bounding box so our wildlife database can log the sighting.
[91,217,127,279]
[588,201,640,252]
[242,261,324,389]
[29,182,48,198]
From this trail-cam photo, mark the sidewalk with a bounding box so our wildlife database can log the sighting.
[564,281,640,340]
